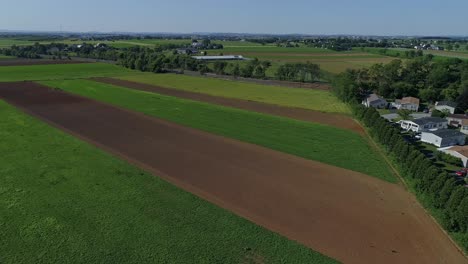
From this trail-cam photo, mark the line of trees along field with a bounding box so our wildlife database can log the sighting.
[333,55,468,113]
[352,104,468,251]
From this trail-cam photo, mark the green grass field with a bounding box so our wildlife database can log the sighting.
[119,73,350,114]
[41,79,396,182]
[0,55,13,59]
[0,99,337,263]
[0,63,132,82]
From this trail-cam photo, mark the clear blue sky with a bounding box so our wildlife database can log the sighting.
[2,0,467,35]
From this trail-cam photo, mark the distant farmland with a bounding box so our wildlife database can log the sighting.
[210,46,395,74]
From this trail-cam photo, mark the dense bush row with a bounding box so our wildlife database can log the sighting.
[352,104,468,251]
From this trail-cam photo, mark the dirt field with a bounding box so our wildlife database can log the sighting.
[0,82,465,264]
[0,59,88,66]
[92,77,363,134]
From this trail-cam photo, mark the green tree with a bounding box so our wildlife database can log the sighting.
[232,64,240,78]
[397,109,412,120]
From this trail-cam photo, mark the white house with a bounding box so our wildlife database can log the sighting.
[440,145,468,167]
[392,96,420,111]
[435,101,457,114]
[421,129,466,147]
[461,119,468,135]
[399,117,448,132]
[362,93,388,109]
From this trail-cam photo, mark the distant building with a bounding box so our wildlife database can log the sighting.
[176,48,199,55]
[362,93,388,109]
[435,101,457,114]
[191,40,204,48]
[399,117,448,133]
[192,55,246,61]
[392,97,420,111]
[447,114,468,127]
[440,145,468,167]
[421,129,466,147]
[94,43,107,48]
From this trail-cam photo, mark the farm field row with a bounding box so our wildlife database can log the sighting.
[92,77,361,132]
[0,98,335,264]
[0,63,131,82]
[41,79,394,182]
[118,72,350,114]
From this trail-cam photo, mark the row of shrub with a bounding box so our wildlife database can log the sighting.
[352,104,468,250]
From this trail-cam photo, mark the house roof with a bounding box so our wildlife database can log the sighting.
[412,117,447,126]
[424,129,466,138]
[400,97,420,105]
[436,101,457,108]
[447,145,468,158]
[367,93,385,103]
[448,114,468,120]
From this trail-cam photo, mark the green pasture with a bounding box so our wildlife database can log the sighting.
[119,73,350,114]
[41,79,396,183]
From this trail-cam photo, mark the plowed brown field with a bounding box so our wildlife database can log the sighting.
[0,82,465,264]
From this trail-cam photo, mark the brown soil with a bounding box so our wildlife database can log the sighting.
[0,59,88,66]
[92,77,364,134]
[0,82,466,264]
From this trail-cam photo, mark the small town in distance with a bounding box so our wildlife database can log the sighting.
[1,1,468,264]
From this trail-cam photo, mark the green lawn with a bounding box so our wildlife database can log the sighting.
[0,55,13,59]
[0,99,337,264]
[41,79,396,182]
[0,63,133,82]
[119,73,350,114]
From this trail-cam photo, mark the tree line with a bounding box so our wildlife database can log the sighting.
[332,56,468,113]
[352,104,468,251]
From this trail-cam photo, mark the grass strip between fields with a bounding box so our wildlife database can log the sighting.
[41,79,396,183]
[118,73,351,114]
[0,99,338,263]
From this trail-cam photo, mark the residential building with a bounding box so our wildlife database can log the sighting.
[362,93,388,109]
[461,119,468,135]
[440,145,468,167]
[447,114,468,127]
[435,101,457,114]
[192,55,245,61]
[399,117,448,132]
[191,41,204,48]
[176,48,199,55]
[421,129,466,147]
[392,96,420,111]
